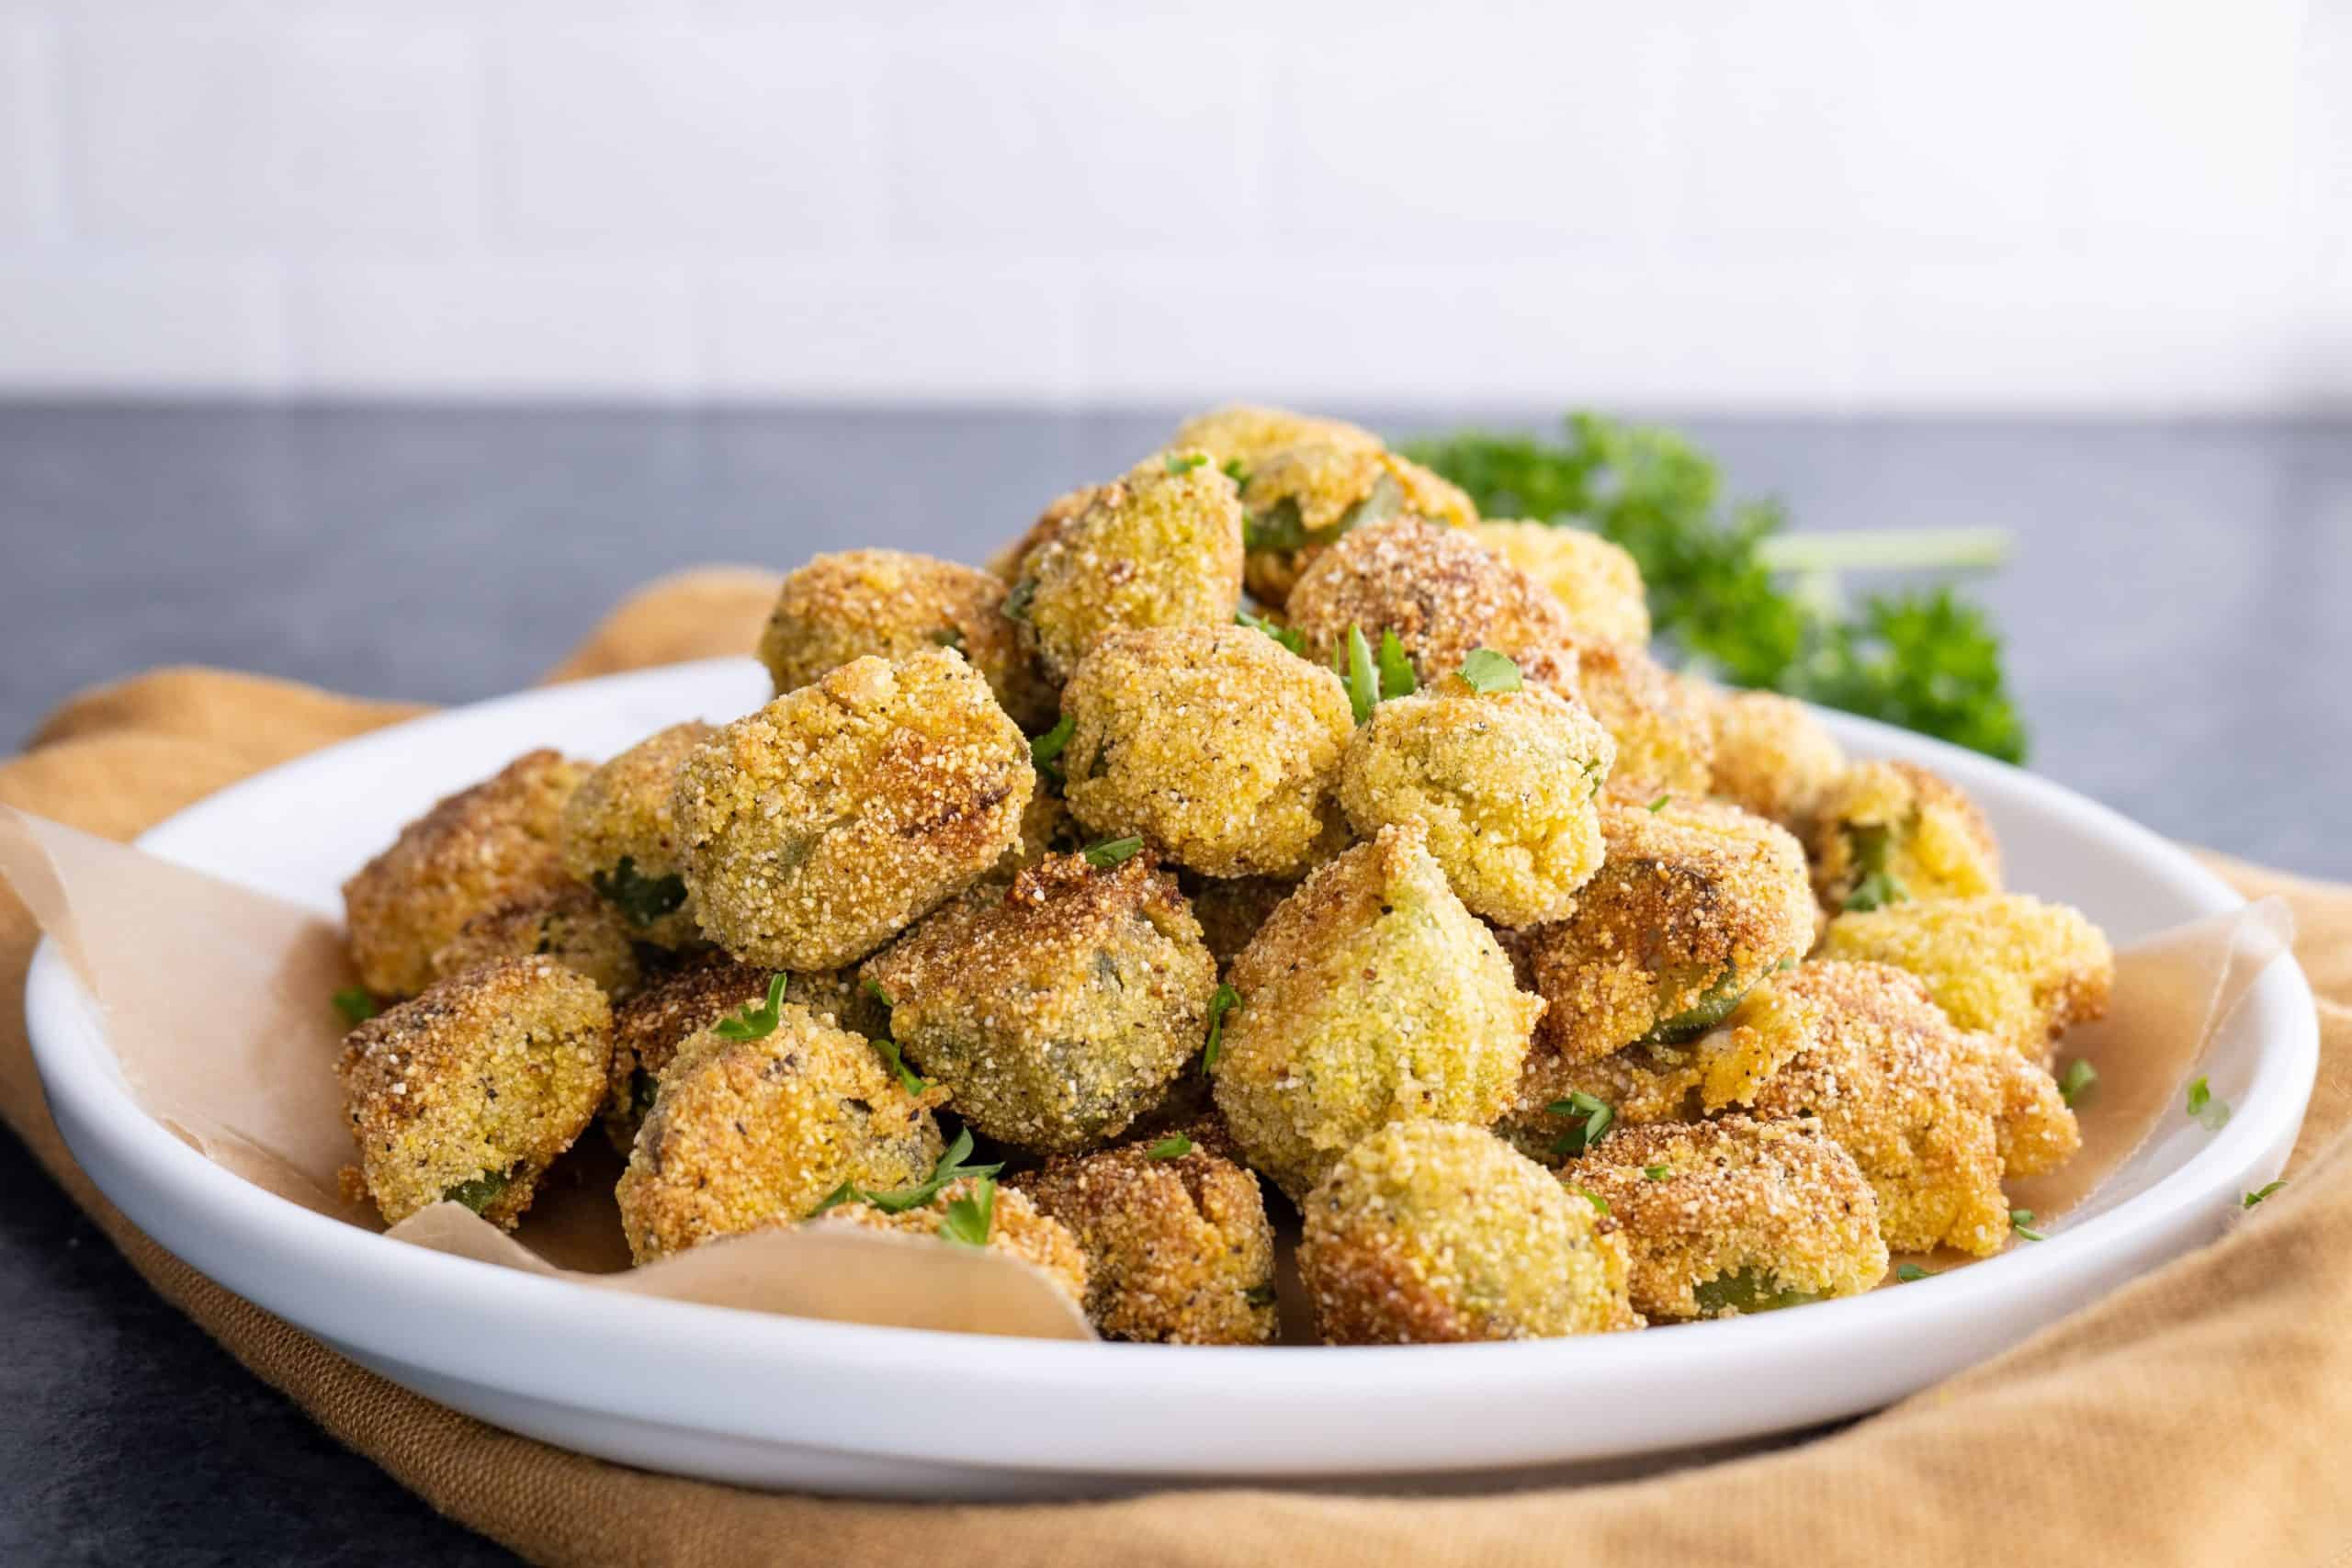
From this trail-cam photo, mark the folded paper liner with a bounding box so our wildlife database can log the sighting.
[1,570,2346,1568]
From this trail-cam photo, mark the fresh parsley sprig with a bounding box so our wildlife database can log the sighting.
[818,1127,1004,1217]
[2187,1075,2232,1132]
[714,973,789,1041]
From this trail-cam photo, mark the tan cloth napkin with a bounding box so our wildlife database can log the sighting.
[3,568,2346,1568]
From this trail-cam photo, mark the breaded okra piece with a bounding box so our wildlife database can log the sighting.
[1006,450,1245,683]
[336,955,611,1230]
[987,484,1101,585]
[1170,403,1385,471]
[1471,520,1651,646]
[1540,635,1715,800]
[598,953,775,1153]
[1338,670,1616,927]
[1705,689,1847,835]
[429,879,640,1000]
[1806,760,2000,915]
[1284,517,1573,685]
[757,548,1054,731]
[1059,624,1354,879]
[616,1003,944,1263]
[1564,1116,1887,1321]
[810,1177,1090,1308]
[342,750,587,998]
[1212,824,1543,1200]
[1516,797,1815,1073]
[559,722,713,950]
[860,849,1218,1154]
[1020,1134,1278,1345]
[671,648,1033,972]
[1238,446,1478,607]
[1815,893,2115,1060]
[1299,1121,1638,1343]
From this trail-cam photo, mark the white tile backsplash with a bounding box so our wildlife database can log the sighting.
[0,0,2342,408]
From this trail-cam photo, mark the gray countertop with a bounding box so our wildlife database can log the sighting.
[2,404,2347,1564]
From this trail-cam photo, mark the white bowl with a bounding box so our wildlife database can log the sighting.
[23,657,2319,1498]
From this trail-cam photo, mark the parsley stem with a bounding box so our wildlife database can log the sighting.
[1757,527,2012,576]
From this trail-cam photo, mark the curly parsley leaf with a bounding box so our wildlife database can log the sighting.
[591,854,689,928]
[1457,647,1521,694]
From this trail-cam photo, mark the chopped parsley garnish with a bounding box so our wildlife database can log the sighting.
[2057,1057,2098,1108]
[2186,1076,2232,1132]
[1894,1262,1932,1281]
[591,854,689,928]
[2243,1180,2287,1209]
[1547,1091,1616,1157]
[2008,1208,2046,1242]
[1166,452,1208,474]
[331,987,378,1027]
[1146,1134,1193,1160]
[1344,624,1380,724]
[1243,1281,1278,1308]
[1201,983,1241,1075]
[1236,608,1306,656]
[1573,1187,1610,1216]
[1642,1163,1670,1181]
[818,1127,1004,1217]
[1222,458,1250,486]
[714,973,789,1041]
[862,976,893,1007]
[1081,834,1145,868]
[1030,714,1075,777]
[1457,647,1521,694]
[442,1169,511,1214]
[938,1175,997,1247]
[1646,793,1672,812]
[871,1037,927,1097]
[1375,628,1417,700]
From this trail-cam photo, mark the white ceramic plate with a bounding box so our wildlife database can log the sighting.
[24,657,2319,1498]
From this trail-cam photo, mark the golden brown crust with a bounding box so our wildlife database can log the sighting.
[1549,636,1714,799]
[860,851,1217,1154]
[1059,624,1354,878]
[1212,824,1542,1200]
[336,955,611,1230]
[1298,1122,1638,1343]
[1806,761,2001,915]
[988,485,1100,584]
[1705,689,1847,834]
[1284,517,1572,683]
[615,1004,944,1263]
[1515,797,1815,1080]
[1018,1138,1277,1344]
[599,953,775,1153]
[1471,521,1651,645]
[1170,404,1385,469]
[810,1178,1090,1306]
[1338,676,1615,927]
[1010,451,1246,683]
[1565,1116,1886,1321]
[558,722,712,950]
[1815,893,2115,1058]
[342,750,587,998]
[672,648,1034,972]
[1238,446,1478,606]
[429,879,641,1000]
[757,548,1054,731]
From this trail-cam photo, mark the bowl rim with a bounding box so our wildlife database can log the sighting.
[21,657,2322,1478]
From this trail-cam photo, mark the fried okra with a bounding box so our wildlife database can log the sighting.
[757,548,1054,732]
[559,722,711,949]
[1471,521,1651,645]
[1007,450,1245,683]
[1339,673,1615,927]
[343,750,587,998]
[811,1178,1090,1307]
[988,484,1100,584]
[1183,873,1301,972]
[1516,797,1815,1073]
[1546,636,1714,799]
[1284,518,1573,684]
[429,880,640,1000]
[616,1003,944,1262]
[598,953,776,1153]
[1238,446,1478,607]
[860,850,1217,1153]
[1816,894,2114,1058]
[1565,1117,1886,1321]
[1020,1136,1278,1344]
[1212,824,1543,1200]
[1299,1122,1637,1343]
[1170,403,1384,470]
[1749,960,2076,1255]
[336,955,611,1230]
[672,648,1032,972]
[1705,689,1847,834]
[1498,976,1820,1161]
[1807,761,2000,914]
[1059,624,1354,878]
